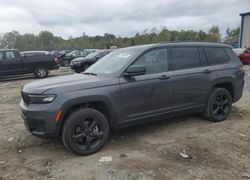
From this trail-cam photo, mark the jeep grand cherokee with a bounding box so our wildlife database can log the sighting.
[20,42,245,155]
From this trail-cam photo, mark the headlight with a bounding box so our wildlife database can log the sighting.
[28,94,56,104]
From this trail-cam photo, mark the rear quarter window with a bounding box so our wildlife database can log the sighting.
[204,47,229,65]
[224,48,240,62]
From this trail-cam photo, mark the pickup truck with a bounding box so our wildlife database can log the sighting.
[0,49,59,78]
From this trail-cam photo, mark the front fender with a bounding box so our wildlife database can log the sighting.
[57,85,121,133]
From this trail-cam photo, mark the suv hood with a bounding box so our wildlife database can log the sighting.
[22,74,119,94]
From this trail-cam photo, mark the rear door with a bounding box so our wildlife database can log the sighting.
[169,47,211,111]
[0,51,23,76]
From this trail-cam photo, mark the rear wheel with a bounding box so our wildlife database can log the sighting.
[62,108,109,155]
[34,66,48,78]
[204,88,232,122]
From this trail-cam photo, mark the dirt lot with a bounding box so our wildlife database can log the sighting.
[0,67,249,180]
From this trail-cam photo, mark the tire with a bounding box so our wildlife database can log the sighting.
[34,66,48,78]
[62,108,110,155]
[204,88,232,122]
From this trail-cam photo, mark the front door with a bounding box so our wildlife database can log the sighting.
[120,48,173,123]
[0,51,23,76]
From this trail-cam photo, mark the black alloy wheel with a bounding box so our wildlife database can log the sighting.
[62,108,109,155]
[204,88,232,122]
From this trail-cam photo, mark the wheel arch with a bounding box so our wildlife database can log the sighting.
[58,100,117,136]
[206,80,235,107]
[213,82,234,100]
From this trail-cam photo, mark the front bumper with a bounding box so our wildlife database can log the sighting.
[20,100,61,138]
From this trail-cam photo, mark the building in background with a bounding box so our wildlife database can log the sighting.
[239,12,250,48]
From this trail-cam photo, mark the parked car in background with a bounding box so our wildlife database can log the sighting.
[20,42,244,155]
[56,50,89,66]
[0,49,59,78]
[238,49,250,64]
[233,48,250,64]
[70,50,111,73]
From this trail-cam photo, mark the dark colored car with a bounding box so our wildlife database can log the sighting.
[0,49,59,78]
[69,50,111,73]
[20,42,245,155]
[239,49,250,64]
[56,50,88,67]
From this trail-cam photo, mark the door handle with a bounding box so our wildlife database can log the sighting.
[159,75,170,80]
[203,69,212,74]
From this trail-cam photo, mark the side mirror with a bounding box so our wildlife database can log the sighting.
[95,56,100,60]
[123,65,146,77]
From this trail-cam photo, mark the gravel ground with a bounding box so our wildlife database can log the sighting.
[0,66,249,180]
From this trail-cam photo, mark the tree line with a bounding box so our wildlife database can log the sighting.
[0,25,240,51]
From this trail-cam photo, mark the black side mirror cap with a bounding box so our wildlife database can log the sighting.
[123,65,146,77]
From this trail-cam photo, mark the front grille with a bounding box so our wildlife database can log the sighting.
[21,91,30,104]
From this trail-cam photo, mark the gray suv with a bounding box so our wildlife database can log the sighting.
[20,42,245,155]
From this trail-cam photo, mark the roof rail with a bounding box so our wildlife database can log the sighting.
[158,41,222,44]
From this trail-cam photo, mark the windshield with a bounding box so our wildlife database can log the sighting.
[85,48,138,77]
[67,50,78,56]
[86,51,101,58]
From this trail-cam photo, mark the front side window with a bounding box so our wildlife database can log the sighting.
[204,47,229,65]
[169,47,201,70]
[6,51,16,60]
[133,48,168,74]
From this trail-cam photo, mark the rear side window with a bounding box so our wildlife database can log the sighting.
[169,47,201,70]
[204,47,229,65]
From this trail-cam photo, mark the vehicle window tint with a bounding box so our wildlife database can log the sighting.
[0,52,4,61]
[198,48,208,66]
[169,47,201,70]
[6,51,16,60]
[204,47,229,65]
[224,48,238,61]
[133,48,168,74]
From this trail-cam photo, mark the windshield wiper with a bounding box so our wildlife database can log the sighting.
[82,72,97,76]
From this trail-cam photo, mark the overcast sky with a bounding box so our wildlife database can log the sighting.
[0,0,249,39]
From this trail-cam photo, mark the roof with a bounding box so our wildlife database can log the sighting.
[240,12,250,16]
[121,42,232,52]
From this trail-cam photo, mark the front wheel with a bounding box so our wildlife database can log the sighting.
[62,108,110,155]
[204,88,232,122]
